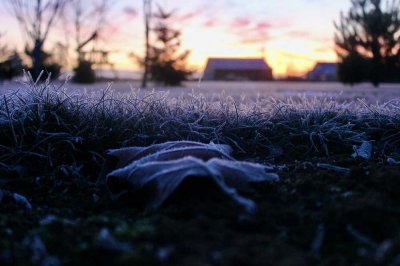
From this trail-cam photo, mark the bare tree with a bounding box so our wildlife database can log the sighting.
[67,0,113,83]
[4,0,69,80]
[70,0,112,59]
[142,0,152,88]
[71,0,96,60]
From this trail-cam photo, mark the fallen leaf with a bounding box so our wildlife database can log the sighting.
[103,141,278,213]
[0,189,32,210]
[352,141,372,160]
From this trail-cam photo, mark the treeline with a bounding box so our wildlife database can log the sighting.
[0,0,191,86]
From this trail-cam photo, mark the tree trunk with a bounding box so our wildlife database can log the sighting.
[141,0,151,88]
[32,40,42,81]
[141,25,149,88]
[370,40,382,87]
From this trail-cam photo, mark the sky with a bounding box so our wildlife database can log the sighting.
[0,0,352,77]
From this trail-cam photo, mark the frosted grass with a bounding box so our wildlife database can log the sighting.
[1,78,400,174]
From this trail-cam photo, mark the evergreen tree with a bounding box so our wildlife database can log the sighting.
[148,7,192,86]
[334,0,400,86]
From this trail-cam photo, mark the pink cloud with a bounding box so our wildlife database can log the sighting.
[255,22,272,30]
[179,11,198,22]
[228,19,273,44]
[123,7,138,19]
[231,18,251,28]
[228,18,294,45]
[203,18,218,28]
[251,21,272,37]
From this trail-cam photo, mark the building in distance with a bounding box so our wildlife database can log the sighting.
[203,58,273,81]
[307,62,337,81]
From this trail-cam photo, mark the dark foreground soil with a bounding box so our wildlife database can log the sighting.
[1,155,400,266]
[1,86,400,265]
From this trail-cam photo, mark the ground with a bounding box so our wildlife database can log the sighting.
[0,81,400,266]
[1,79,400,103]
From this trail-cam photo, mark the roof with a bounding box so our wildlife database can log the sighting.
[307,62,337,80]
[204,58,271,71]
[312,62,337,74]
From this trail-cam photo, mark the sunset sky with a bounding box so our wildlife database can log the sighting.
[0,0,352,77]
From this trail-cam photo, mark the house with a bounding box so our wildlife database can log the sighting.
[307,62,337,81]
[203,58,273,81]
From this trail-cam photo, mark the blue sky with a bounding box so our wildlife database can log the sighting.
[0,0,352,76]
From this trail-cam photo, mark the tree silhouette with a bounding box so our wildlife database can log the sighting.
[5,0,68,80]
[147,7,192,86]
[0,52,24,81]
[335,0,400,86]
[68,0,112,83]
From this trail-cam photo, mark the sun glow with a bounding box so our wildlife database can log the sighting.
[180,31,337,78]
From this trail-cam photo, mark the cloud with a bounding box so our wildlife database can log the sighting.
[228,19,276,44]
[224,15,296,45]
[230,18,251,28]
[287,30,332,42]
[255,21,272,31]
[122,7,138,19]
[252,21,272,37]
[203,18,219,28]
[288,30,311,38]
[179,11,199,22]
[175,5,208,23]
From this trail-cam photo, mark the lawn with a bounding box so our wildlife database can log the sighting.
[1,79,400,266]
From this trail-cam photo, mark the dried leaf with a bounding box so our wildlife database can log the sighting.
[96,228,133,253]
[98,141,233,185]
[0,189,32,210]
[108,141,233,168]
[104,141,278,213]
[316,163,351,175]
[387,157,400,166]
[352,141,372,160]
[22,235,60,266]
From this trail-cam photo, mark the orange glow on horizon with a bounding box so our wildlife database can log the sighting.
[105,25,339,78]
[106,46,337,78]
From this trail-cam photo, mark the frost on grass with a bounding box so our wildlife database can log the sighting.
[0,189,32,210]
[387,157,400,165]
[103,141,279,213]
[2,79,400,168]
[352,141,373,160]
[1,80,400,200]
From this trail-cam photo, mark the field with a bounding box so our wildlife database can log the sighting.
[1,79,400,266]
[2,79,400,103]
